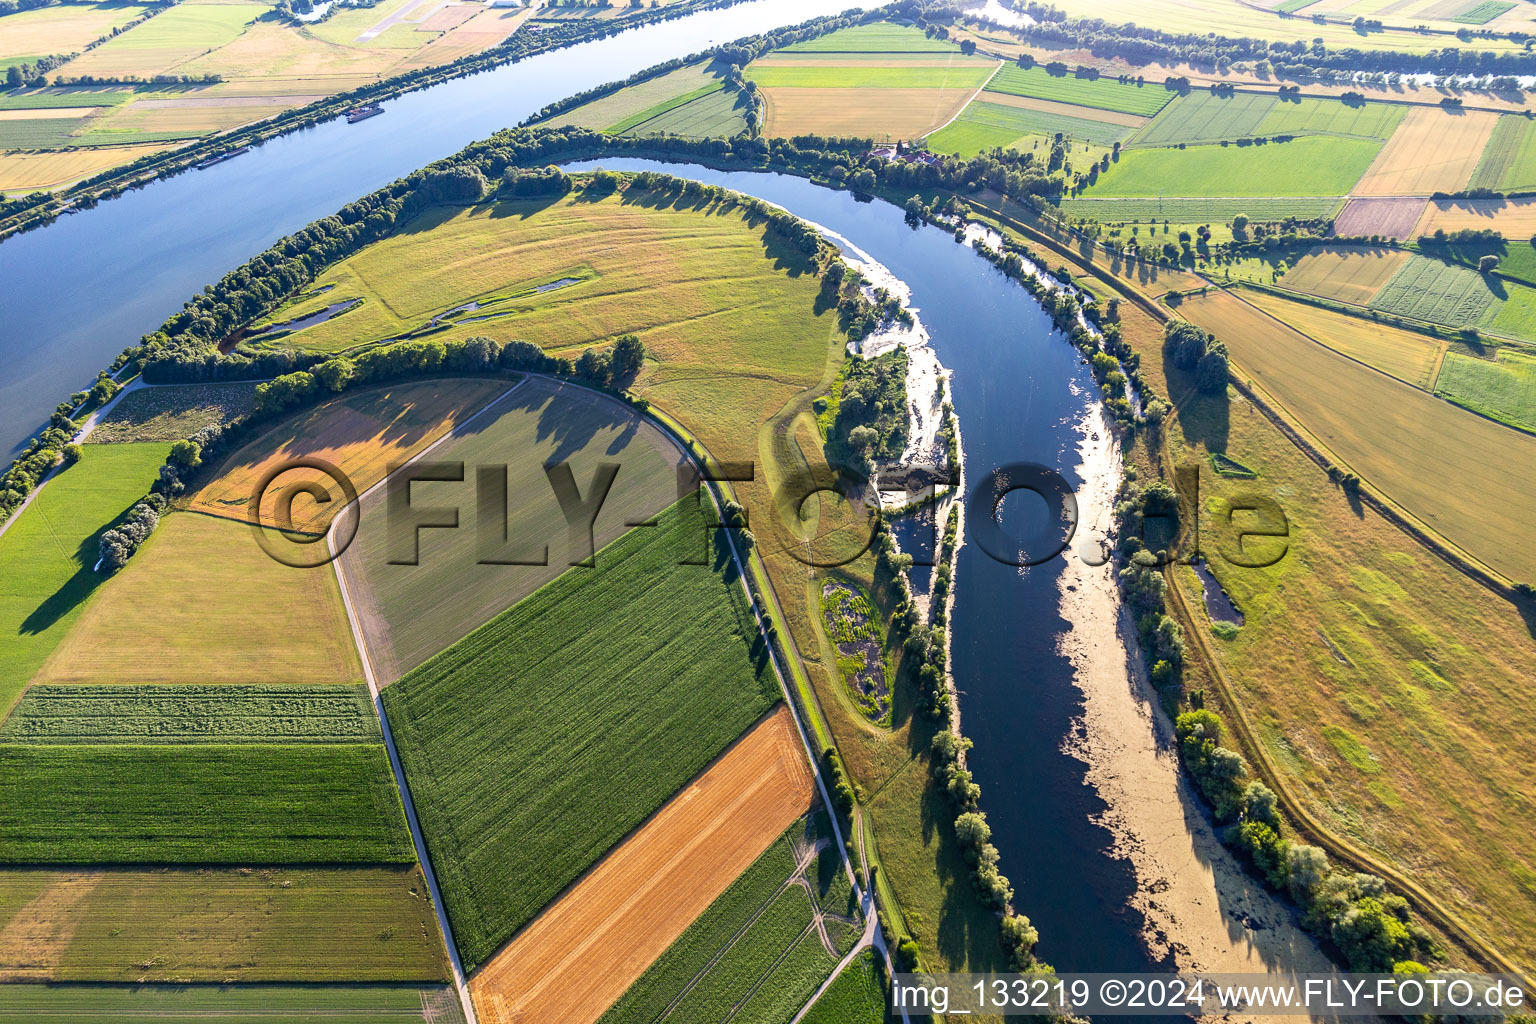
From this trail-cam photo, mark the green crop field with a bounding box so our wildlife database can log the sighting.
[1276,0,1321,11]
[82,1,263,61]
[88,381,258,443]
[1087,136,1383,196]
[0,89,135,111]
[0,981,462,1020]
[1057,195,1343,224]
[929,99,1135,156]
[1132,90,1277,147]
[0,744,414,863]
[779,23,963,52]
[802,949,889,1024]
[339,378,681,683]
[743,65,995,90]
[618,86,749,138]
[662,886,819,1024]
[1367,255,1500,327]
[382,496,781,970]
[0,684,381,744]
[1452,0,1515,24]
[1468,114,1536,191]
[0,866,451,983]
[0,442,171,715]
[1254,96,1407,141]
[987,64,1171,117]
[1436,347,1536,431]
[733,930,841,1024]
[545,63,724,133]
[0,117,86,150]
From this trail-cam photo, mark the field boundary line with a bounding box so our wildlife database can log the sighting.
[325,380,522,1024]
[923,59,1003,139]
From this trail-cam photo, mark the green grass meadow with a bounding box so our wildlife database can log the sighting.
[1057,195,1343,224]
[0,442,171,715]
[779,23,963,52]
[1435,347,1536,431]
[0,684,382,744]
[744,65,994,90]
[382,496,781,970]
[928,98,1135,156]
[0,744,415,863]
[1087,135,1382,196]
[987,64,1171,116]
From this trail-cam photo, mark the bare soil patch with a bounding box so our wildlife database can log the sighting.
[1332,196,1429,239]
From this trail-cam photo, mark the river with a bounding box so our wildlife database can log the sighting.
[0,0,848,458]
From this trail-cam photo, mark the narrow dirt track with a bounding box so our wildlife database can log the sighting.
[469,706,817,1024]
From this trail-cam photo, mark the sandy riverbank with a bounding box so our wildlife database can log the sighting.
[1057,403,1335,1020]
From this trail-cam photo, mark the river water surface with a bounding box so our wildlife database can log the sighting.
[564,158,1159,974]
[0,0,849,457]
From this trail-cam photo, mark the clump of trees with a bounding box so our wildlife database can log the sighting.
[1162,320,1229,394]
[97,494,166,572]
[829,349,908,470]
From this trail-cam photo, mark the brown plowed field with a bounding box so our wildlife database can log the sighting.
[1353,107,1499,196]
[1332,196,1429,239]
[469,706,817,1024]
[188,378,506,533]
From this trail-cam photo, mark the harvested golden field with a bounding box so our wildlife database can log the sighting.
[0,2,153,62]
[1241,287,1444,389]
[1280,246,1409,305]
[760,85,981,140]
[469,707,816,1024]
[1415,196,1536,237]
[33,511,362,686]
[1180,289,1536,583]
[189,379,506,533]
[0,144,175,192]
[975,89,1148,128]
[0,108,102,121]
[1353,107,1499,196]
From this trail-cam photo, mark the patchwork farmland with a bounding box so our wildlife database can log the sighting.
[382,496,782,969]
[1352,107,1499,196]
[1085,136,1381,197]
[339,377,684,682]
[1240,288,1445,389]
[190,379,506,532]
[747,23,997,140]
[470,707,820,1024]
[1279,247,1407,305]
[1180,289,1536,584]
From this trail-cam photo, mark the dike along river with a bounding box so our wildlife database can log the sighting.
[564,158,1160,975]
[0,0,848,458]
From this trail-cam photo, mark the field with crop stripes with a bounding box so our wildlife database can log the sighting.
[801,949,887,1024]
[987,64,1170,116]
[1087,136,1380,197]
[1367,255,1499,326]
[928,99,1133,156]
[617,87,748,138]
[0,745,414,863]
[383,496,780,970]
[733,930,840,1024]
[1132,90,1276,146]
[1469,114,1536,191]
[0,866,452,983]
[1435,348,1536,431]
[0,981,463,1019]
[0,684,381,744]
[1254,96,1406,140]
[663,886,818,1024]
